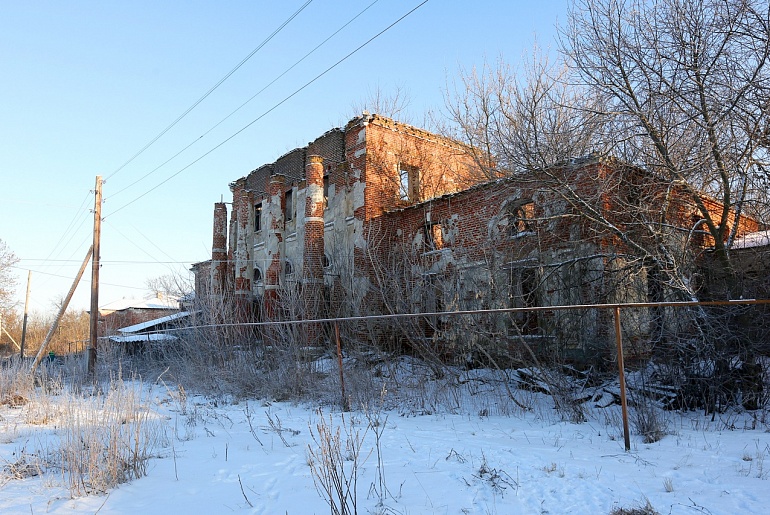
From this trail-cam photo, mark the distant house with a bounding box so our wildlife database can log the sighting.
[99,294,180,337]
[109,310,197,352]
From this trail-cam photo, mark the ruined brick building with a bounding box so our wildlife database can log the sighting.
[191,113,763,364]
[192,114,480,317]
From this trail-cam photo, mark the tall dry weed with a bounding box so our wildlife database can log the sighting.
[58,378,168,496]
[0,358,34,407]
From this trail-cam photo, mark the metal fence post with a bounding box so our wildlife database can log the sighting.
[614,306,631,452]
[334,321,349,411]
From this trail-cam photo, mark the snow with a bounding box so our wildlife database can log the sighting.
[3,372,770,514]
[98,295,180,314]
[733,230,770,249]
[108,333,178,343]
[116,311,196,335]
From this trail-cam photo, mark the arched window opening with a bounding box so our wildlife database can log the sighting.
[506,200,535,237]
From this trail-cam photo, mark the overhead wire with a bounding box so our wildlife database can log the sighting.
[10,265,147,291]
[35,189,92,264]
[10,0,319,310]
[33,211,93,293]
[6,188,92,304]
[104,0,314,184]
[19,1,427,308]
[102,219,190,277]
[121,220,191,265]
[107,0,381,200]
[15,0,315,306]
[104,0,430,219]
[20,259,197,265]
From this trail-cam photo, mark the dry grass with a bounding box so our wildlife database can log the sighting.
[609,498,659,515]
[58,377,168,496]
[0,363,169,498]
[1,446,47,486]
[307,409,371,515]
[0,358,34,407]
[632,401,669,444]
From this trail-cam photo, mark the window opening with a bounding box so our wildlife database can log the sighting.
[422,274,444,337]
[507,200,534,237]
[424,222,443,251]
[323,175,330,210]
[509,267,539,334]
[254,203,262,232]
[398,164,419,202]
[646,259,665,344]
[285,190,294,221]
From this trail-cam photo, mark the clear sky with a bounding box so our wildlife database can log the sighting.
[1,0,568,315]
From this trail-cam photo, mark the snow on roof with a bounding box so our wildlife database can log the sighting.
[99,294,180,313]
[178,291,195,302]
[733,230,770,249]
[109,333,179,344]
[118,311,195,335]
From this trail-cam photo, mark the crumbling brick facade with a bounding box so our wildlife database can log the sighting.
[193,114,762,364]
[201,115,478,317]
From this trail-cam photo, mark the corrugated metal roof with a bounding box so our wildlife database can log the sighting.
[99,294,180,313]
[117,311,195,334]
[109,333,178,343]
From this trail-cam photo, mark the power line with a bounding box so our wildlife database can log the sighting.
[121,219,194,264]
[19,259,196,265]
[105,0,430,219]
[104,0,314,183]
[102,219,192,274]
[34,219,94,296]
[107,0,380,201]
[40,190,92,264]
[10,265,147,291]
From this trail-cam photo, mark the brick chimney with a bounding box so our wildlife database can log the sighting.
[211,202,229,295]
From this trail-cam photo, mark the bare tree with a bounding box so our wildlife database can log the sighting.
[441,51,607,180]
[440,0,770,410]
[561,0,770,298]
[444,1,770,300]
[0,239,19,311]
[350,84,413,122]
[145,270,193,299]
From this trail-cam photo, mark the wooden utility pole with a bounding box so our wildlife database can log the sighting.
[88,176,102,375]
[31,246,93,372]
[20,271,31,358]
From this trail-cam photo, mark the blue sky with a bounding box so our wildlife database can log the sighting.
[1,0,567,313]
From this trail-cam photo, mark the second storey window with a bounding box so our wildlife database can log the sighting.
[285,190,293,221]
[254,203,262,232]
[323,175,330,210]
[507,200,535,237]
[398,164,419,202]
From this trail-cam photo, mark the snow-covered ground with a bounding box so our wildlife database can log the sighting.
[2,362,770,514]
